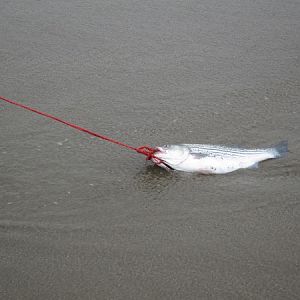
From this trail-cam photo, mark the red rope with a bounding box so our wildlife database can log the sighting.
[0,95,156,159]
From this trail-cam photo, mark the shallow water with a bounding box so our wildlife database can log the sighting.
[1,0,300,299]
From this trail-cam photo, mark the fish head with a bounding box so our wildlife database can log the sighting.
[153,144,190,166]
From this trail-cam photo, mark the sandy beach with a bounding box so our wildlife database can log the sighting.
[1,0,299,299]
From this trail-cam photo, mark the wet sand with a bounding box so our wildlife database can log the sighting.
[1,0,300,299]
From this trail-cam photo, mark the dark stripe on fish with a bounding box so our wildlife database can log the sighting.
[184,144,267,156]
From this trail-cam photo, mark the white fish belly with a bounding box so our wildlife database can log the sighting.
[175,152,274,174]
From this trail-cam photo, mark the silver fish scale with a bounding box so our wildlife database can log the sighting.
[182,144,268,157]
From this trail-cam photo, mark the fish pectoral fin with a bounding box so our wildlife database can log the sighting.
[248,162,259,169]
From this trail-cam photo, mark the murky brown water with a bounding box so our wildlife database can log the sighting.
[1,0,299,299]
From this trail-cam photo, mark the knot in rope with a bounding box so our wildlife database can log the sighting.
[136,146,157,160]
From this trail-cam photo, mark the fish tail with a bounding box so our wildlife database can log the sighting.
[269,140,288,158]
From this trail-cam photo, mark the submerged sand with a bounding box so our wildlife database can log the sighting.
[1,0,299,299]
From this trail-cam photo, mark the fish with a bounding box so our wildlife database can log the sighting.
[151,141,288,174]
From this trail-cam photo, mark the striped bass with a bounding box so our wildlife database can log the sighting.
[152,141,288,174]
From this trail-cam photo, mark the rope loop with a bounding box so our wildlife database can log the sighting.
[136,146,157,160]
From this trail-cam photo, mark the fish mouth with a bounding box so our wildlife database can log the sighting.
[154,146,169,156]
[152,147,166,160]
[151,147,166,164]
[152,147,176,171]
[154,146,164,153]
[151,153,175,171]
